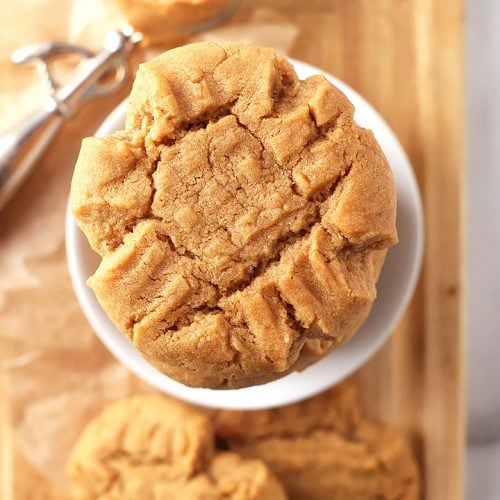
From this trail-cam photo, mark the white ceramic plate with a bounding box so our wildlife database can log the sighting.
[66,59,424,410]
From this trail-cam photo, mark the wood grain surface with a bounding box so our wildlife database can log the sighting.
[1,0,465,498]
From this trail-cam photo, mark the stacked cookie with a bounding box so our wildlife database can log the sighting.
[68,42,407,499]
[66,385,419,500]
[71,42,397,390]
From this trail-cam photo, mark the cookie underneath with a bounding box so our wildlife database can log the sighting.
[71,42,397,389]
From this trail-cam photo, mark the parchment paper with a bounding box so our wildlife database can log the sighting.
[0,1,298,495]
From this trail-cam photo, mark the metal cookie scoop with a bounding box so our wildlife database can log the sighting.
[0,27,142,212]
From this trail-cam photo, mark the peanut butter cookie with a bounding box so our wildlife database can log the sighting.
[116,0,234,44]
[71,42,397,389]
[66,396,286,500]
[216,384,420,500]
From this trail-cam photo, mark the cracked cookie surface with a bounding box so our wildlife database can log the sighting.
[66,396,286,500]
[71,42,397,388]
[216,384,420,500]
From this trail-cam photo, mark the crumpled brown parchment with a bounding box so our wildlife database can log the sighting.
[0,1,298,496]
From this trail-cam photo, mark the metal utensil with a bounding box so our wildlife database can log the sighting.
[0,27,141,212]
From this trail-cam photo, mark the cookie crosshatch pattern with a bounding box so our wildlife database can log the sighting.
[71,42,397,389]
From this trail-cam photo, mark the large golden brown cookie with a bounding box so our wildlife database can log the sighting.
[216,384,420,500]
[66,396,286,500]
[71,42,397,389]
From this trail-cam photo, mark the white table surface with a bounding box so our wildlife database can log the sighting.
[467,0,500,498]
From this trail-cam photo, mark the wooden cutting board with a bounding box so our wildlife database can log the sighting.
[0,0,465,498]
[280,1,465,499]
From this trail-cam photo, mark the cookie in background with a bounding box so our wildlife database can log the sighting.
[216,384,420,500]
[66,384,419,499]
[115,0,242,44]
[66,395,286,500]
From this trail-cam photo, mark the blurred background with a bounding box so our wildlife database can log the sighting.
[0,0,498,498]
[467,0,500,498]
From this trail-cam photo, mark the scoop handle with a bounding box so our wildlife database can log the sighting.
[0,105,63,211]
[0,27,141,212]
